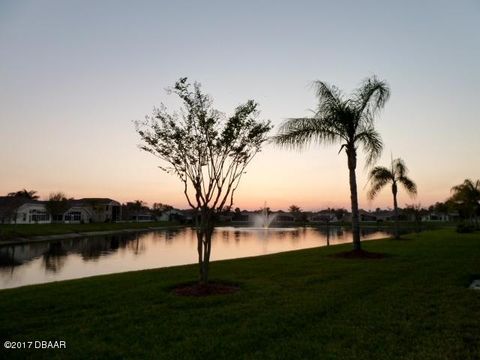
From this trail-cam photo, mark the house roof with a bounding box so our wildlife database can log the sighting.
[74,198,120,206]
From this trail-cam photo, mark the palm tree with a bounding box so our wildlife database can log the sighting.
[274,77,390,251]
[450,179,480,228]
[367,158,417,238]
[7,189,39,200]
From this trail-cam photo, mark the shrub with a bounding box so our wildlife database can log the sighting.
[456,223,475,233]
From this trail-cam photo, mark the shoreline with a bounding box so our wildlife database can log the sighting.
[0,225,186,246]
[0,222,446,247]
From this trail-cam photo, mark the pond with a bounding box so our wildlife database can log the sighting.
[0,226,394,289]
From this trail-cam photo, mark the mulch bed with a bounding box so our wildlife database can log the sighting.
[330,249,387,259]
[173,282,240,297]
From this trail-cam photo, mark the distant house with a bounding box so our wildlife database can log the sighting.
[422,212,451,222]
[0,197,51,224]
[156,209,187,222]
[309,212,338,223]
[274,213,295,223]
[373,210,396,222]
[0,197,121,224]
[130,213,154,222]
[232,210,250,222]
[65,198,121,223]
[343,210,378,222]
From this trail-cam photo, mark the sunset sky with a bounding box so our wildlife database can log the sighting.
[1,0,479,211]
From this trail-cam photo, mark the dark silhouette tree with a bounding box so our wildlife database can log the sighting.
[151,203,173,219]
[136,78,271,284]
[46,192,71,222]
[404,203,426,231]
[367,158,417,238]
[132,200,147,222]
[274,76,390,250]
[288,205,301,213]
[449,179,480,228]
[7,189,39,200]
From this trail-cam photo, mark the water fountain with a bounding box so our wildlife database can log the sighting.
[253,202,277,228]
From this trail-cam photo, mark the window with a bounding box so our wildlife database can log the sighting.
[29,209,49,222]
[65,211,81,221]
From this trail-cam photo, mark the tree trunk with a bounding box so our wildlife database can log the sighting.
[347,147,361,251]
[392,183,399,239]
[195,213,204,283]
[196,209,214,285]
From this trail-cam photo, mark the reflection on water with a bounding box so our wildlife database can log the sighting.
[0,226,393,289]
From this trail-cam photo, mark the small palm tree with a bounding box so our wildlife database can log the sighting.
[274,76,390,251]
[450,179,480,228]
[367,158,417,238]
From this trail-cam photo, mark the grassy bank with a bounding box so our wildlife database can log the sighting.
[0,221,180,240]
[0,220,452,241]
[0,229,479,359]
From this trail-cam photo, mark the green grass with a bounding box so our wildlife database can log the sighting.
[0,221,179,240]
[0,229,479,359]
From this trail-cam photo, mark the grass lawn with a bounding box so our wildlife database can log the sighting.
[0,229,479,359]
[0,221,180,240]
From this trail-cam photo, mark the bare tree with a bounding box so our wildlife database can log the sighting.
[46,192,70,223]
[136,78,272,284]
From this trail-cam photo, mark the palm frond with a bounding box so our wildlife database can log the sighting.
[354,76,390,119]
[312,81,342,111]
[367,166,392,200]
[451,179,480,201]
[393,158,408,178]
[273,117,343,150]
[355,127,383,167]
[398,175,417,197]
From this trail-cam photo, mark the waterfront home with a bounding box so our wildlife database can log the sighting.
[308,212,338,223]
[64,198,122,223]
[157,209,187,222]
[0,197,121,224]
[0,197,50,224]
[421,212,456,222]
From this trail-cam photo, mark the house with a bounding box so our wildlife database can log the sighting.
[0,197,121,224]
[53,198,122,223]
[274,213,295,223]
[373,210,396,222]
[422,212,451,222]
[343,210,378,222]
[64,198,121,223]
[308,212,338,223]
[232,210,250,223]
[0,197,51,224]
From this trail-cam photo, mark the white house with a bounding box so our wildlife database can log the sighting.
[0,197,121,224]
[421,213,450,222]
[64,198,121,223]
[0,197,51,224]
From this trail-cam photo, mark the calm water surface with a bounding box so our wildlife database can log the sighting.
[0,226,393,289]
